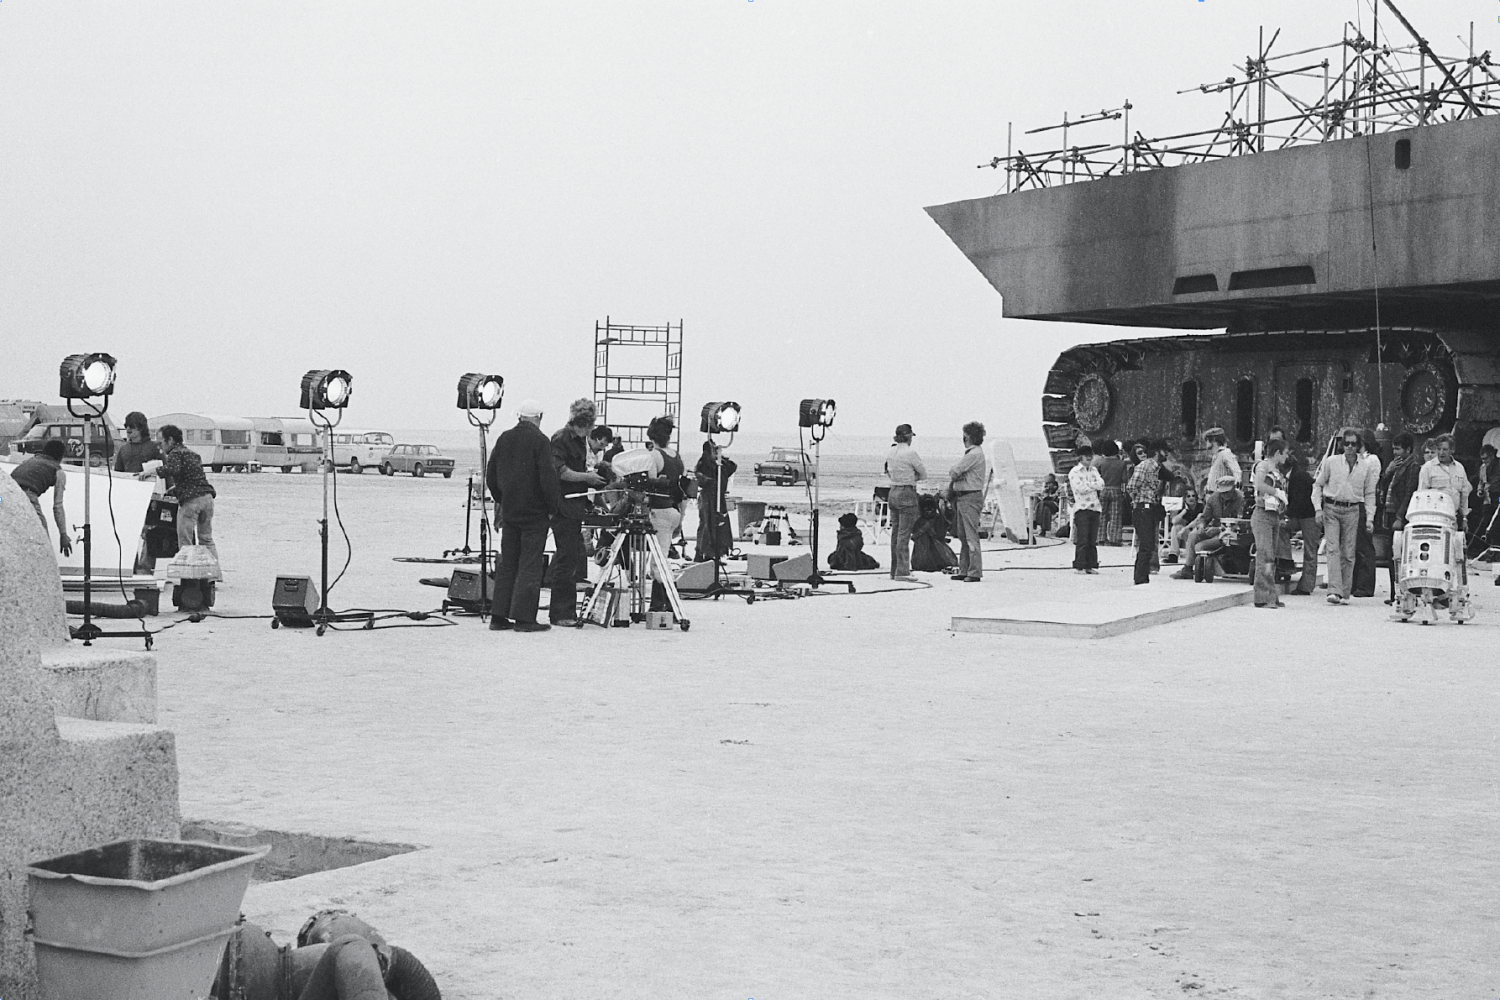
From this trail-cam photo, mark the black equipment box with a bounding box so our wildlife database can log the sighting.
[271,575,318,627]
[145,496,180,560]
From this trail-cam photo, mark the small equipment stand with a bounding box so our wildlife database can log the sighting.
[581,511,690,631]
[1393,488,1476,625]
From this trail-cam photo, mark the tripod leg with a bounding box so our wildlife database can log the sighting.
[644,535,687,621]
[581,534,630,623]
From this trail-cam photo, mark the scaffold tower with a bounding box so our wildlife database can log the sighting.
[592,317,683,448]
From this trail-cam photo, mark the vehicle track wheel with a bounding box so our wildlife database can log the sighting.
[382,463,393,476]
[350,458,362,474]
[414,462,424,477]
[443,471,452,478]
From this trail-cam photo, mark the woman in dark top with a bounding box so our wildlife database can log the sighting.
[694,440,737,562]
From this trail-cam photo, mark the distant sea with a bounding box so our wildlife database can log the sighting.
[386,427,1054,514]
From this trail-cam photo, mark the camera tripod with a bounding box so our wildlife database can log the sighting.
[581,517,691,630]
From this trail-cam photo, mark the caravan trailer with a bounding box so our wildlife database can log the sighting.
[275,416,323,472]
[249,417,290,471]
[151,413,256,471]
[327,429,395,473]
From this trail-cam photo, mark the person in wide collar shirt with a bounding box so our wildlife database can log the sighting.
[1311,427,1379,604]
[1417,432,1472,530]
[1067,444,1104,574]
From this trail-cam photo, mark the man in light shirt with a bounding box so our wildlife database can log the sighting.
[1311,427,1379,605]
[948,421,991,582]
[1067,443,1104,574]
[1417,432,1472,530]
[885,423,925,580]
[1202,427,1243,518]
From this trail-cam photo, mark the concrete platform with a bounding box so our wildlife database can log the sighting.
[951,581,1254,638]
[39,644,158,724]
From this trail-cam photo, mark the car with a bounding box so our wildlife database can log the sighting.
[754,447,814,486]
[381,444,455,478]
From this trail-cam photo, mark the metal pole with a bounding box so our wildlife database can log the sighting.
[1005,122,1012,193]
[319,420,331,620]
[81,416,94,644]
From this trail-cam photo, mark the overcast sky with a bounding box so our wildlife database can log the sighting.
[2,1,1491,440]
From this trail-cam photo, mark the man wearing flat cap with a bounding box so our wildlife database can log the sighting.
[1202,427,1243,519]
[486,400,562,632]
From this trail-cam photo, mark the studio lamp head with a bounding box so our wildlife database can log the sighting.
[457,373,504,410]
[300,369,353,411]
[798,398,836,429]
[59,353,117,399]
[700,401,742,435]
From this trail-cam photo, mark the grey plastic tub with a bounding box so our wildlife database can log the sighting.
[26,838,267,1000]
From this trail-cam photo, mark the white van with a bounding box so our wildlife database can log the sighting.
[327,430,394,474]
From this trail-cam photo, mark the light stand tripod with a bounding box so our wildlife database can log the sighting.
[688,433,752,602]
[799,419,854,594]
[580,505,690,630]
[307,408,374,636]
[455,404,497,615]
[67,398,153,649]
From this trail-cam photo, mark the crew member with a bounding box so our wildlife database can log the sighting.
[1418,432,1472,529]
[948,421,990,582]
[1202,427,1243,517]
[645,415,685,559]
[695,440,737,562]
[1127,438,1173,585]
[114,411,163,475]
[1311,427,1378,605]
[486,400,562,632]
[10,439,73,555]
[550,398,605,627]
[155,424,219,562]
[1067,443,1103,574]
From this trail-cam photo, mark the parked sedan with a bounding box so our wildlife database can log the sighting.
[381,444,455,478]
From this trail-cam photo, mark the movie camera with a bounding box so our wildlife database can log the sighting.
[579,448,692,630]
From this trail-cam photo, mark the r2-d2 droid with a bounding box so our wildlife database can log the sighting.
[1394,489,1475,624]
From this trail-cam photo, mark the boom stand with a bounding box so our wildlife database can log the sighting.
[67,400,153,649]
[580,516,690,630]
[308,409,374,636]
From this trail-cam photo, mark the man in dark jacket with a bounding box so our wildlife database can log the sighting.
[547,398,605,626]
[1378,432,1422,601]
[486,400,563,632]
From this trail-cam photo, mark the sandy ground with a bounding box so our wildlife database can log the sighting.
[144,472,1498,998]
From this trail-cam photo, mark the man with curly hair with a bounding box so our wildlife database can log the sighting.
[549,398,605,626]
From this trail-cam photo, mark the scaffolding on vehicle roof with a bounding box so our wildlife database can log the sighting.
[979,0,1498,192]
[592,317,683,448]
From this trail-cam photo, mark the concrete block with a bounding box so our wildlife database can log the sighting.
[38,645,158,724]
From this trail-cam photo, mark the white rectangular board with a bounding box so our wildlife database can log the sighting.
[1,459,156,576]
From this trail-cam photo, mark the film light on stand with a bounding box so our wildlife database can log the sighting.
[59,353,118,399]
[299,369,353,411]
[457,373,504,410]
[699,401,741,435]
[798,398,836,434]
